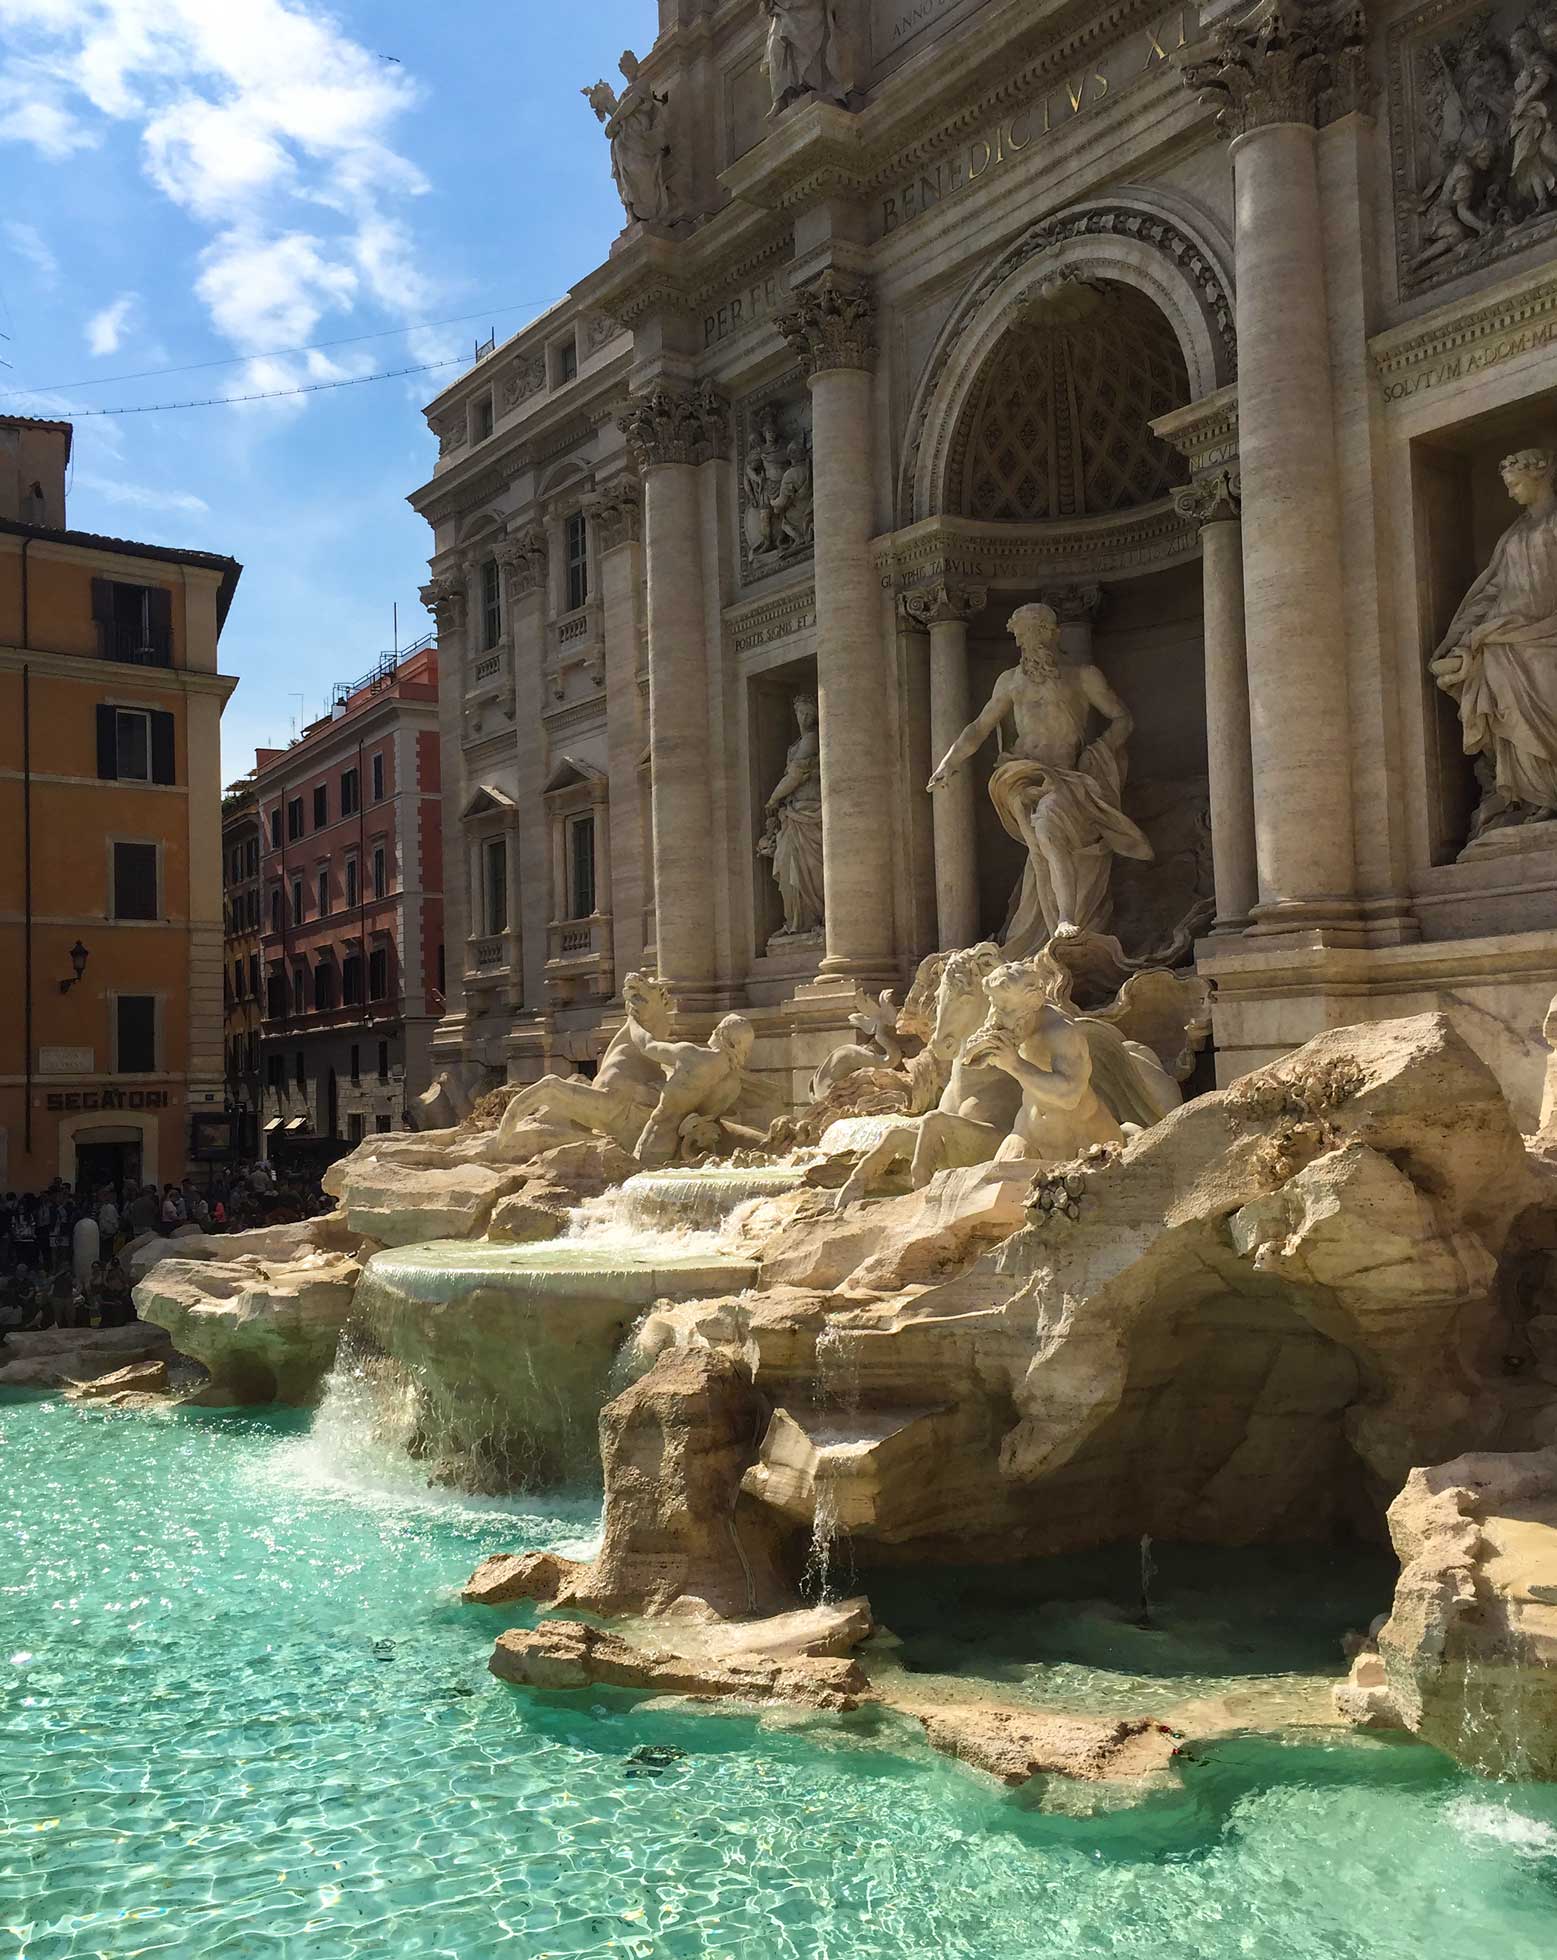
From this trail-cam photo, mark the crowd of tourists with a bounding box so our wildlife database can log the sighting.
[0,1162,332,1337]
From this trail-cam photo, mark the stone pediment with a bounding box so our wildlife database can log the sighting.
[461,784,519,821]
[544,754,607,794]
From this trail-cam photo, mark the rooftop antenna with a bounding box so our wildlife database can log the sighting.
[289,691,305,740]
[393,602,399,659]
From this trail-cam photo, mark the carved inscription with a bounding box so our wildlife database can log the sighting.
[704,272,783,348]
[880,12,1194,235]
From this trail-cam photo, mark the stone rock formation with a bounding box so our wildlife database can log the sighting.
[1371,1446,1557,1778]
[0,1322,174,1390]
[324,1153,528,1246]
[64,1358,170,1402]
[134,1252,362,1404]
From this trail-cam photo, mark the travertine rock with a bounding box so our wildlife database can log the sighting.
[551,1346,797,1620]
[65,1358,169,1401]
[908,1705,1178,1787]
[126,1215,363,1281]
[1371,1446,1557,1778]
[134,1253,361,1404]
[0,1322,174,1389]
[462,1550,576,1607]
[488,1620,869,1711]
[327,1155,528,1246]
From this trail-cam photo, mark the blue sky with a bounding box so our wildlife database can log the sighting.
[0,0,649,776]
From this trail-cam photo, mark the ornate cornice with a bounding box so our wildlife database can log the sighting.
[1173,467,1242,524]
[619,381,730,468]
[775,272,878,377]
[1369,264,1557,406]
[725,581,818,658]
[900,578,988,629]
[877,501,1199,591]
[495,526,548,598]
[1152,384,1240,478]
[1178,0,1372,139]
[589,478,644,552]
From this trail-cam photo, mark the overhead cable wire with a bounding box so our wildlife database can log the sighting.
[66,355,471,416]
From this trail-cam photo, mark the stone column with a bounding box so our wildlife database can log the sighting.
[494,527,550,1014]
[1181,0,1368,932]
[903,578,986,951]
[777,273,895,982]
[1176,470,1257,929]
[589,479,648,987]
[419,572,469,1039]
[620,383,727,1003]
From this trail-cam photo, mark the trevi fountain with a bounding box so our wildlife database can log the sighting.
[12,0,1557,1954]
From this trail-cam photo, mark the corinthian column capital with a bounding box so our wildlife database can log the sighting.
[1178,0,1370,140]
[588,478,644,552]
[900,578,987,629]
[1174,468,1242,526]
[619,381,730,469]
[419,572,467,634]
[494,525,548,598]
[776,271,878,378]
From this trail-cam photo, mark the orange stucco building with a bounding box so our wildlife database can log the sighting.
[0,416,241,1193]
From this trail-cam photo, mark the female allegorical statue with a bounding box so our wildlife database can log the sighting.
[1431,447,1557,831]
[763,0,848,115]
[758,694,824,939]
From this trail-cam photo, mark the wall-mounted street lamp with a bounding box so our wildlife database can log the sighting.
[59,940,90,995]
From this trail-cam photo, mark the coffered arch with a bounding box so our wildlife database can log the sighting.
[899,194,1236,529]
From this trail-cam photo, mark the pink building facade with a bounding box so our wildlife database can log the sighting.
[254,645,444,1145]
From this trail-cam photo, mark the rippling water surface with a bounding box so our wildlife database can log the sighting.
[5,1393,1557,1958]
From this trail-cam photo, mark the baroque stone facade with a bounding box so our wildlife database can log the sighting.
[411,0,1557,1121]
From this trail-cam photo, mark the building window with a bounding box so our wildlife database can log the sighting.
[565,511,588,611]
[317,868,330,918]
[481,557,502,650]
[557,336,578,384]
[311,784,326,829]
[295,1050,306,1092]
[378,1040,390,1081]
[483,836,508,934]
[247,839,259,876]
[232,961,244,1001]
[342,954,363,1006]
[269,807,282,848]
[270,888,282,935]
[116,995,156,1073]
[372,751,385,802]
[341,767,360,817]
[350,1043,361,1084]
[375,1113,392,1133]
[267,1054,284,1091]
[248,953,259,996]
[101,707,149,783]
[348,1112,365,1143]
[291,876,304,924]
[314,962,335,1011]
[112,841,158,920]
[372,845,387,898]
[345,857,359,909]
[267,970,286,1018]
[287,796,304,842]
[567,812,597,920]
[92,578,172,666]
[369,946,388,1002]
[292,967,306,1016]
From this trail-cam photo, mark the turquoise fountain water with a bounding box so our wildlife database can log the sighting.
[6,1390,1557,1959]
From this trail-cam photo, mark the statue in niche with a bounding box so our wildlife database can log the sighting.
[743,405,814,563]
[762,0,848,115]
[1431,447,1557,837]
[625,1011,757,1167]
[493,970,672,1160]
[927,602,1153,949]
[583,52,672,226]
[757,694,824,942]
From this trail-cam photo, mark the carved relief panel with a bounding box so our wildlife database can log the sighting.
[1390,0,1557,296]
[737,385,814,585]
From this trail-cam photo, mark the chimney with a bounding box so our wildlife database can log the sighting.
[0,416,72,528]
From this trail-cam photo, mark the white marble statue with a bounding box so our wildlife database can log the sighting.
[1431,448,1557,831]
[584,53,672,226]
[962,961,1133,1164]
[832,944,1022,1210]
[757,694,824,940]
[763,0,848,115]
[744,411,814,561]
[927,602,1152,949]
[494,971,673,1159]
[626,1010,758,1167]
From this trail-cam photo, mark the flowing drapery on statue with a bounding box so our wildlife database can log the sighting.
[758,695,824,940]
[763,1,847,114]
[929,603,1152,948]
[1432,448,1557,831]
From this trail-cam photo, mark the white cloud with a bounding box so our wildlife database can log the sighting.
[5,219,60,288]
[0,1,434,394]
[72,469,209,515]
[86,290,137,354]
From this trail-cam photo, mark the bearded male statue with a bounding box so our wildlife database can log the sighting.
[928,602,1152,949]
[1431,447,1557,835]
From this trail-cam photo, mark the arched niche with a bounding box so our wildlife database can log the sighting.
[900,195,1236,528]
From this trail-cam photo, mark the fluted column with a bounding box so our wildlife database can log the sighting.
[419,572,469,1035]
[589,478,648,986]
[1176,470,1257,929]
[494,527,550,1013]
[1182,0,1368,932]
[777,273,894,981]
[620,383,727,1002]
[903,579,986,950]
